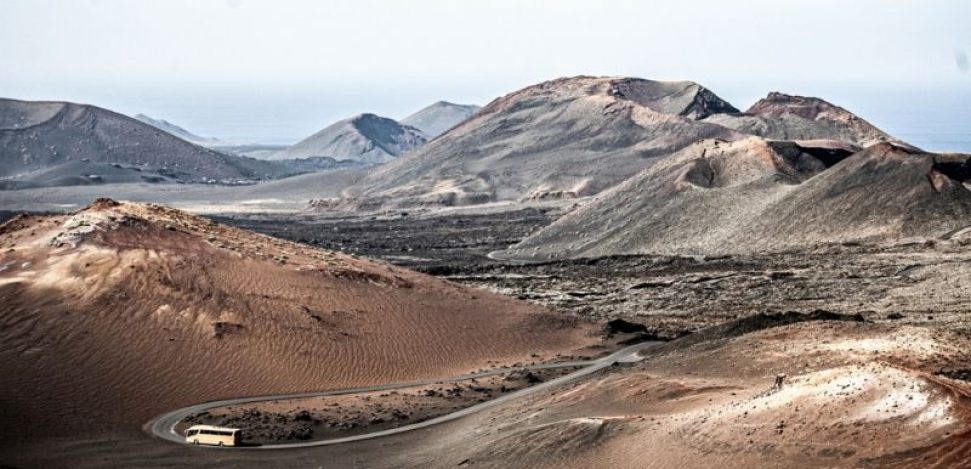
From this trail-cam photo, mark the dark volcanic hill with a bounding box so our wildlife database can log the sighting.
[338,76,743,209]
[271,113,428,164]
[500,139,971,259]
[134,113,220,146]
[702,92,904,148]
[0,98,292,189]
[401,101,481,138]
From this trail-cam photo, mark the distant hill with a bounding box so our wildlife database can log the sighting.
[271,113,427,164]
[499,139,971,259]
[401,101,481,138]
[337,76,742,209]
[330,78,918,211]
[0,98,295,189]
[134,113,221,146]
[702,92,905,148]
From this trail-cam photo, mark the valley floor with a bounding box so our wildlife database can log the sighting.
[215,208,971,339]
[3,200,971,468]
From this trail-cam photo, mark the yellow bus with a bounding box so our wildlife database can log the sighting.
[185,425,242,447]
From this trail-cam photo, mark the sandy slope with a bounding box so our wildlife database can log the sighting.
[503,140,971,259]
[3,312,968,468]
[0,200,595,445]
[408,319,971,468]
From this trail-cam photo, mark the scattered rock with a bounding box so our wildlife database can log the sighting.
[604,318,648,335]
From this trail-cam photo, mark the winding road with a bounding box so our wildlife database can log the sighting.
[146,341,658,450]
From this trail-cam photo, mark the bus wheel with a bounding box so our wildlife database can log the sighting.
[193,440,199,445]
[218,442,224,447]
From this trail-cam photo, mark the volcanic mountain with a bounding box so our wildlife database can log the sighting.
[271,113,428,164]
[134,113,221,146]
[0,200,593,445]
[703,92,904,148]
[329,79,920,211]
[336,76,742,209]
[401,101,481,138]
[500,139,971,259]
[0,98,292,189]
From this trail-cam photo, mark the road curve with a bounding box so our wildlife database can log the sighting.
[146,341,658,450]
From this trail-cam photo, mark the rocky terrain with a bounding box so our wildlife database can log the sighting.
[401,101,481,138]
[0,98,297,189]
[214,205,561,266]
[439,242,971,338]
[271,113,427,164]
[1,75,969,469]
[500,141,971,259]
[210,208,971,340]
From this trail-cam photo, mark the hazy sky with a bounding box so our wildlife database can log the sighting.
[2,0,970,146]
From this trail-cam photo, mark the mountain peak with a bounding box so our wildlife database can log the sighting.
[747,92,848,120]
[401,101,481,138]
[341,75,740,209]
[273,113,427,164]
[701,91,905,148]
[349,112,382,122]
[607,77,740,119]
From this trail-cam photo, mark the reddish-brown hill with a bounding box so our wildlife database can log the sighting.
[0,200,594,443]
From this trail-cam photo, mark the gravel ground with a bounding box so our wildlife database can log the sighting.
[214,210,971,339]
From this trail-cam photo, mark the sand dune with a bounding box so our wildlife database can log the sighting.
[0,200,594,445]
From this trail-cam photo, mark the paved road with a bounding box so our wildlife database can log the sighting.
[146,341,658,450]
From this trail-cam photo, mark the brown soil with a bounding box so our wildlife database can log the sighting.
[3,202,970,468]
[423,320,971,468]
[0,200,597,447]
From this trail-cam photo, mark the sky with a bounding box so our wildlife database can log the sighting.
[2,0,970,148]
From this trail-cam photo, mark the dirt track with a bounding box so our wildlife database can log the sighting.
[148,341,655,449]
